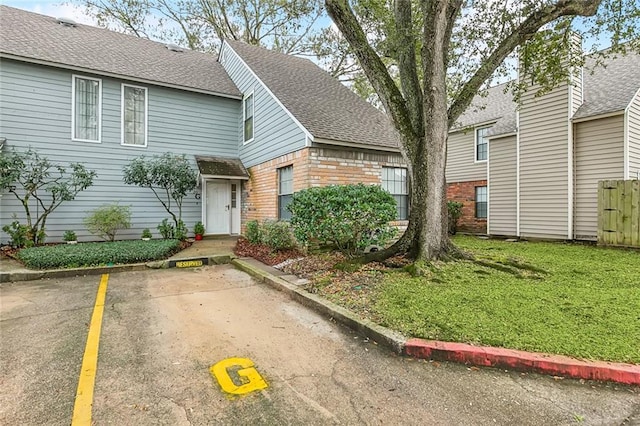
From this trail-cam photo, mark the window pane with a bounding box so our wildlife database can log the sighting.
[279,166,293,195]
[279,194,293,220]
[123,86,146,145]
[475,186,487,218]
[382,166,409,220]
[476,127,488,161]
[244,94,254,142]
[231,184,237,208]
[74,78,99,141]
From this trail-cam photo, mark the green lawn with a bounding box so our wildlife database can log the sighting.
[372,236,639,364]
[17,239,181,269]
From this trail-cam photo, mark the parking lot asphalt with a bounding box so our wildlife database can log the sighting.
[1,265,638,425]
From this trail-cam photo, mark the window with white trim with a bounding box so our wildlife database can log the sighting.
[72,76,101,142]
[382,167,408,220]
[475,126,489,161]
[122,84,147,146]
[243,92,254,143]
[475,186,487,219]
[278,165,293,220]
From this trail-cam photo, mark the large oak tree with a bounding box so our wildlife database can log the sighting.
[325,0,639,262]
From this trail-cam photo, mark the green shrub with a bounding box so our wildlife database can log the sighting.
[2,219,31,248]
[288,183,397,254]
[447,201,464,235]
[63,230,77,242]
[141,228,152,239]
[84,204,132,242]
[262,220,296,251]
[245,220,263,244]
[175,220,188,241]
[17,239,181,269]
[157,218,175,239]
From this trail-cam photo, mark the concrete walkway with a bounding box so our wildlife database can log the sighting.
[0,236,238,283]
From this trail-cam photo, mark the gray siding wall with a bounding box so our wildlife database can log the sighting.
[518,82,570,239]
[573,115,625,240]
[488,135,517,236]
[0,59,240,242]
[220,44,307,168]
[628,89,640,179]
[446,129,488,183]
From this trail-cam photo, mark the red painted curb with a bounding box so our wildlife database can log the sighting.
[405,338,640,385]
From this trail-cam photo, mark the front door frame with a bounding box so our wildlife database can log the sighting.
[202,179,242,235]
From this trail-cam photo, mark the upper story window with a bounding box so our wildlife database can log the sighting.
[475,186,487,219]
[382,167,408,220]
[475,126,490,162]
[278,165,293,220]
[122,84,148,147]
[243,92,254,143]
[72,75,101,142]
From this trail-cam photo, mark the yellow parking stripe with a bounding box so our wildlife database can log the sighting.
[72,274,109,426]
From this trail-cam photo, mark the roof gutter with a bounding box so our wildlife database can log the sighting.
[0,53,243,100]
[571,110,624,123]
[312,137,401,153]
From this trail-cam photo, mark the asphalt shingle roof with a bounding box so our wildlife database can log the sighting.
[196,156,249,178]
[0,5,241,97]
[574,51,640,119]
[225,39,399,149]
[455,49,640,135]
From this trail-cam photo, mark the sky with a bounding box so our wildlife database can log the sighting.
[1,0,98,24]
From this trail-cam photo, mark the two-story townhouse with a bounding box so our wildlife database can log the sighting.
[0,6,406,243]
[0,6,245,242]
[446,48,640,241]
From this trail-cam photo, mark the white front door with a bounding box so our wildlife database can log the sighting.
[206,181,230,234]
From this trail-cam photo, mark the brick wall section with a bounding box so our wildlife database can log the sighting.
[242,146,409,230]
[447,180,487,234]
[242,149,309,225]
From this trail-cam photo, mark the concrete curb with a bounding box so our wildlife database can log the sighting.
[231,258,406,354]
[405,339,640,386]
[0,254,234,283]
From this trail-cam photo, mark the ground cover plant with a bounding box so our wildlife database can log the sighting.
[16,239,181,269]
[282,236,640,364]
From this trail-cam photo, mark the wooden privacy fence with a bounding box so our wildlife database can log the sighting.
[597,180,640,247]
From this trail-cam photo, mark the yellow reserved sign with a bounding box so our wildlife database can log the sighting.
[210,357,268,395]
[175,260,203,268]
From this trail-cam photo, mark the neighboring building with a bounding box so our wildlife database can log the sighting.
[446,48,640,240]
[0,6,404,243]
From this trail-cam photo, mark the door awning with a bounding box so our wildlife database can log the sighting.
[195,156,249,180]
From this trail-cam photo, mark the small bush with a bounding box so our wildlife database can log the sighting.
[447,201,464,235]
[194,221,205,235]
[262,220,296,251]
[288,184,397,254]
[17,239,181,269]
[245,220,263,244]
[141,228,152,239]
[2,220,30,248]
[84,204,132,242]
[157,218,175,239]
[63,230,77,242]
[175,220,188,241]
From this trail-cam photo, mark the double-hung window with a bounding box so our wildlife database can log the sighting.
[382,167,409,220]
[243,92,254,143]
[475,186,487,219]
[475,126,489,162]
[72,76,101,142]
[122,84,148,147]
[278,165,293,220]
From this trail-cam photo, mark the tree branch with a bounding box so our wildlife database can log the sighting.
[447,0,601,127]
[325,0,417,152]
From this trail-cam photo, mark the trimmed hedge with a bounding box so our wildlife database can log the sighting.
[17,239,181,269]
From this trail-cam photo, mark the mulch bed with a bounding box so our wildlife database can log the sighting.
[234,237,303,266]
